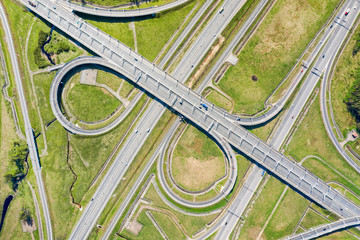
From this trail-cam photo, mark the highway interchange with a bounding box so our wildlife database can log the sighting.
[2,0,360,239]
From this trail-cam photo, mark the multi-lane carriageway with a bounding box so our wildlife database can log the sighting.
[23,0,360,224]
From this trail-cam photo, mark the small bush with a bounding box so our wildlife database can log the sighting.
[353,33,360,56]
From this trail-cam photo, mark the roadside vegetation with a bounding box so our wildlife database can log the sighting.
[28,19,83,71]
[205,88,233,112]
[4,141,29,191]
[217,0,340,114]
[331,23,360,137]
[172,125,225,192]
[0,71,38,239]
[236,177,285,239]
[285,95,360,197]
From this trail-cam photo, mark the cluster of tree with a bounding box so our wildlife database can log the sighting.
[20,208,33,226]
[353,32,360,56]
[33,30,51,69]
[345,69,360,129]
[4,141,29,191]
[44,32,72,55]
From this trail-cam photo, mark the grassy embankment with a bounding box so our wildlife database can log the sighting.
[285,95,360,197]
[205,88,232,112]
[0,69,38,239]
[82,0,198,61]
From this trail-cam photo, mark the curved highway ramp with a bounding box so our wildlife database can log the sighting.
[56,0,191,17]
[285,216,360,240]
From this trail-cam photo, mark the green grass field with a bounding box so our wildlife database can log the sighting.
[263,188,309,239]
[300,208,328,230]
[121,210,163,240]
[218,0,340,114]
[65,73,121,123]
[33,72,57,124]
[237,177,285,240]
[151,211,186,240]
[135,0,197,61]
[143,185,217,236]
[0,92,38,239]
[172,125,225,191]
[83,15,135,50]
[119,80,136,99]
[96,69,122,92]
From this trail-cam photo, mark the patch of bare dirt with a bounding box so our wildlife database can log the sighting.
[174,156,224,191]
[187,35,226,88]
[255,0,318,54]
[126,220,143,236]
[21,220,36,233]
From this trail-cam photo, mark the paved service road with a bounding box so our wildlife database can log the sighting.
[23,1,360,238]
[0,2,52,239]
[57,0,191,18]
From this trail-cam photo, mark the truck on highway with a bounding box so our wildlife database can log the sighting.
[201,103,208,110]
